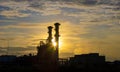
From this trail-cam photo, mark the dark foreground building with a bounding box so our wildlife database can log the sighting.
[36,23,60,72]
[68,53,105,67]
[60,53,120,72]
[0,23,120,72]
[0,23,61,72]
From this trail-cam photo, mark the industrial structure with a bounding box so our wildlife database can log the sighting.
[36,23,60,72]
[0,23,120,72]
[68,53,105,68]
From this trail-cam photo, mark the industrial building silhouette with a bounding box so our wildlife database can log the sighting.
[0,23,61,72]
[36,23,60,72]
[0,23,120,72]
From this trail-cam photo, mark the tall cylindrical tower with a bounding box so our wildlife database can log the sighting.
[47,26,53,44]
[54,23,60,62]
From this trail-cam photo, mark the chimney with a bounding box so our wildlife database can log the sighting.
[54,23,60,60]
[47,26,53,44]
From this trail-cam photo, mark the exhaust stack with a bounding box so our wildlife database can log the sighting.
[47,26,53,44]
[54,23,60,60]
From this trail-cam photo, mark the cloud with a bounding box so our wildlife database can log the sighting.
[0,0,62,17]
[0,46,36,55]
[80,0,98,5]
[0,22,55,29]
[0,0,119,18]
[0,0,120,60]
[0,10,30,18]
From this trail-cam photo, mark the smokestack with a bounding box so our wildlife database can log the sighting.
[47,26,53,44]
[54,23,60,60]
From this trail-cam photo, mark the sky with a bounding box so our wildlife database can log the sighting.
[0,0,120,61]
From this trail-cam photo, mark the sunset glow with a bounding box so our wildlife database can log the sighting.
[0,0,119,61]
[52,38,62,49]
[52,39,57,47]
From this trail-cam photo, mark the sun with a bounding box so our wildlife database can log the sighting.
[52,39,62,48]
[52,39,57,46]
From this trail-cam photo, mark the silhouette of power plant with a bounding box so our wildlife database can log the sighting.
[0,23,120,72]
[36,23,60,72]
[0,23,61,72]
